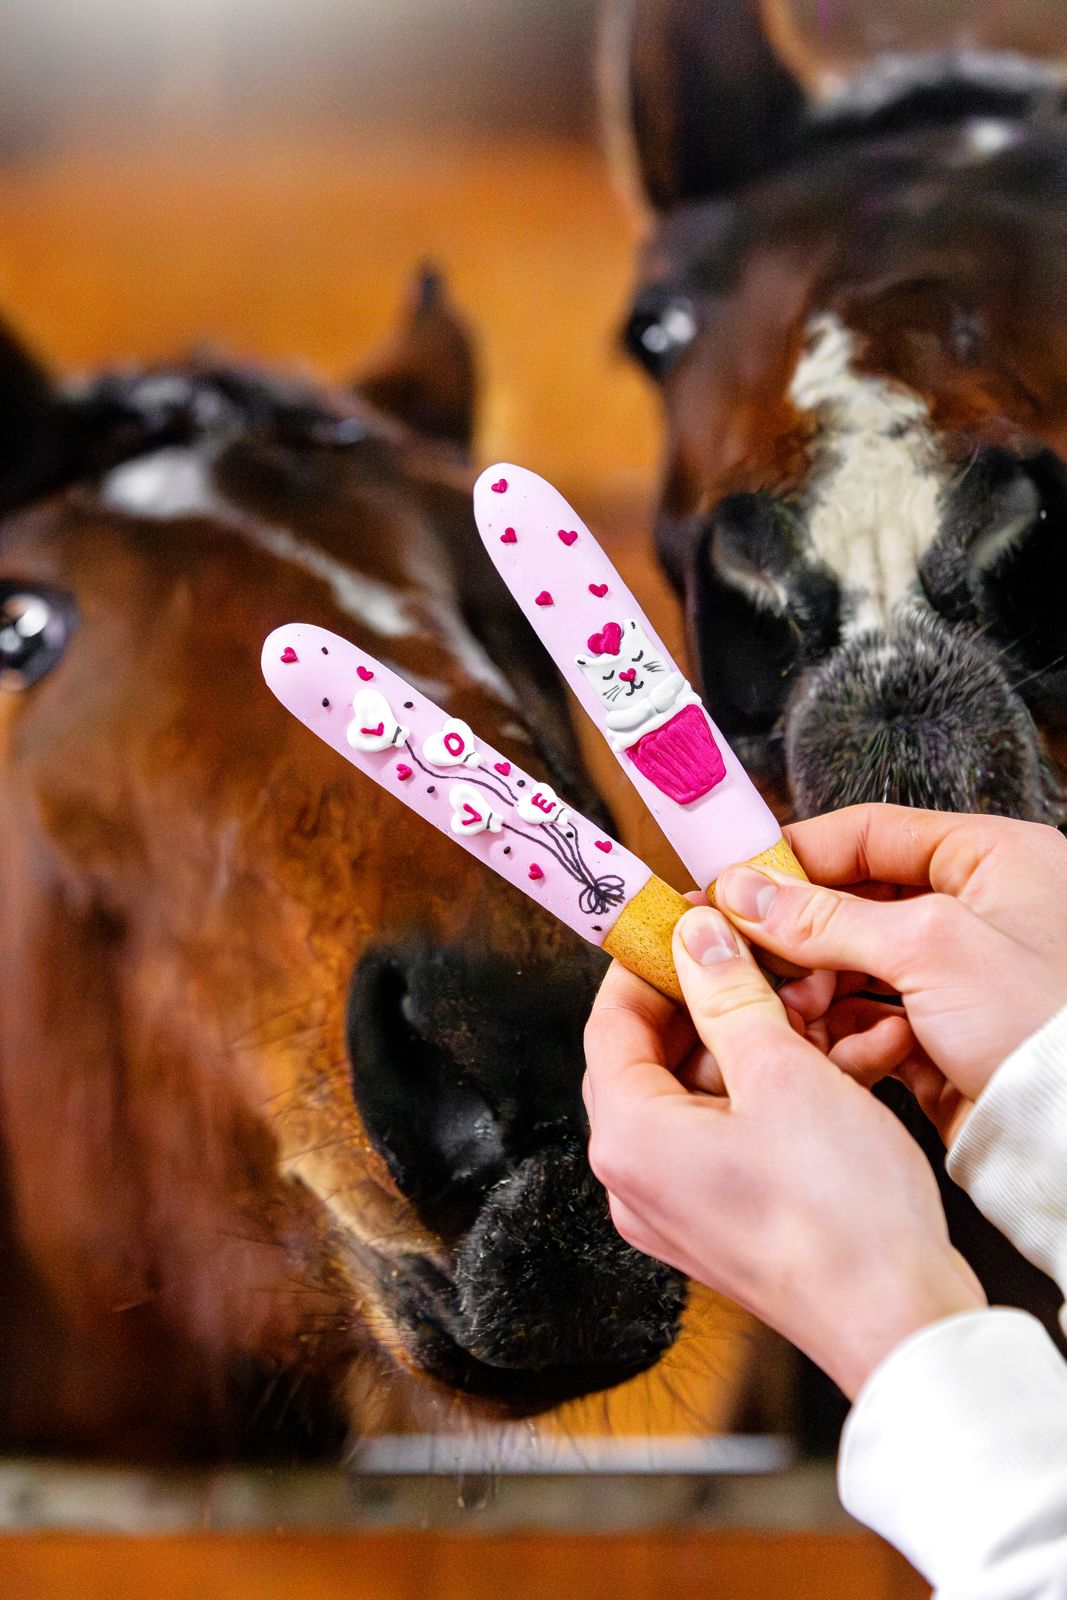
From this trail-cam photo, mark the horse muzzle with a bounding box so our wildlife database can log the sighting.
[346,941,686,1409]
[783,608,1059,820]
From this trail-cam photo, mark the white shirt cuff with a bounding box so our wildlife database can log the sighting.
[839,1309,1067,1593]
[948,1003,1067,1321]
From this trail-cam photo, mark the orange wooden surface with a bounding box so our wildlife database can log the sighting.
[0,1532,929,1600]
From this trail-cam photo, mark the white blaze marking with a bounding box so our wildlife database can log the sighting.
[789,313,944,634]
[100,447,522,702]
[101,446,413,640]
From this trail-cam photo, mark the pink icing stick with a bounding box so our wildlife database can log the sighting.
[473,464,785,888]
[261,622,658,952]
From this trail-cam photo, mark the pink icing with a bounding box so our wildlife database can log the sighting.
[587,621,622,656]
[472,463,783,886]
[261,623,653,946]
[627,704,727,804]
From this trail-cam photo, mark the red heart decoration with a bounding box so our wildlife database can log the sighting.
[494,761,511,776]
[558,529,578,547]
[589,583,608,598]
[619,668,636,682]
[357,665,374,681]
[491,478,508,494]
[396,764,412,781]
[528,863,544,881]
[360,721,385,737]
[462,803,483,827]
[535,591,554,607]
[501,528,518,544]
[280,646,298,663]
[595,840,612,853]
[586,621,622,656]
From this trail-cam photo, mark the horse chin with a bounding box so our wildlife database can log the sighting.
[370,1140,687,1415]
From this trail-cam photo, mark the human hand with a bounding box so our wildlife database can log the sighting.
[716,807,1067,1146]
[583,909,986,1400]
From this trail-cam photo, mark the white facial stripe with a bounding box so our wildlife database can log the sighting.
[789,313,944,634]
[101,446,413,639]
[99,446,517,704]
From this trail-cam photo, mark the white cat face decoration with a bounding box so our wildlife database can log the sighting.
[575,618,668,709]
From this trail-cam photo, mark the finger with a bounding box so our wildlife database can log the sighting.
[671,906,818,1100]
[776,967,872,1021]
[828,1013,915,1088]
[784,804,987,890]
[676,1042,726,1097]
[823,996,909,1040]
[716,865,993,993]
[775,965,837,1023]
[892,1056,974,1148]
[584,959,689,1118]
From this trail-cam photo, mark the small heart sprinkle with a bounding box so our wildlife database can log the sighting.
[357,665,374,681]
[558,529,578,547]
[620,667,636,682]
[589,582,608,598]
[396,764,412,781]
[494,761,511,776]
[535,591,553,607]
[528,863,544,881]
[280,646,298,663]
[500,528,518,544]
[491,478,508,494]
[595,840,612,853]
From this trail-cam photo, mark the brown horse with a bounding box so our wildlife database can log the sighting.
[608,0,1067,822]
[0,275,693,1462]
[603,0,1067,1430]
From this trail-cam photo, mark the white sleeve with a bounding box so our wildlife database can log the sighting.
[839,1309,1067,1598]
[947,1004,1067,1326]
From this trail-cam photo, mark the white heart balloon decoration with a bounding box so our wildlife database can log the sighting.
[448,782,503,836]
[347,689,408,753]
[517,782,569,827]
[423,717,481,767]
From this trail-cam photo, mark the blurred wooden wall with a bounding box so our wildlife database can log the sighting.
[0,1531,929,1600]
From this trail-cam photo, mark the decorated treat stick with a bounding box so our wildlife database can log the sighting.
[472,465,807,904]
[262,623,694,1002]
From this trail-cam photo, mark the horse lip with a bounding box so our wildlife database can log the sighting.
[376,1253,662,1412]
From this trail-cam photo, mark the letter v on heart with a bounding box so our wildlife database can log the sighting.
[448,782,504,836]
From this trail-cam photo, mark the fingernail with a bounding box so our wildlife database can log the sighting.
[677,907,738,965]
[718,866,777,922]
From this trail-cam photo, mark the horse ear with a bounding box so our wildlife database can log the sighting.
[601,0,813,213]
[352,267,478,454]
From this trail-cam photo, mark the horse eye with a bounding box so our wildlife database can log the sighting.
[623,293,699,379]
[0,583,78,690]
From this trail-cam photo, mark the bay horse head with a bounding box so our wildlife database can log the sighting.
[607,0,1067,822]
[0,274,686,1458]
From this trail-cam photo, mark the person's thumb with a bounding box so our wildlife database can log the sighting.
[672,906,807,1099]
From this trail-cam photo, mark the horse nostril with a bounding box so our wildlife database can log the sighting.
[348,948,511,1236]
[348,943,598,1238]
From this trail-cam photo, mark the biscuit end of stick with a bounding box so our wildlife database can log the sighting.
[603,875,689,1004]
[706,836,807,908]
